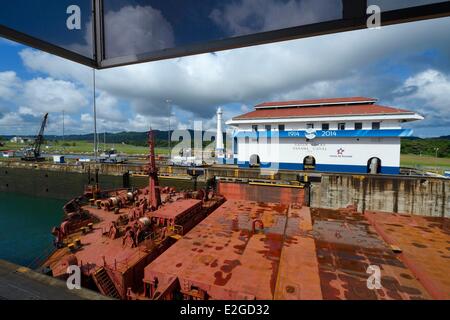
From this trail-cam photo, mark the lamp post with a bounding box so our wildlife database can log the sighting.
[435,147,439,172]
[166,99,172,155]
[93,68,98,161]
[62,110,65,152]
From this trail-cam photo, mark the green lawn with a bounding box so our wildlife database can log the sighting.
[0,140,169,155]
[401,154,450,170]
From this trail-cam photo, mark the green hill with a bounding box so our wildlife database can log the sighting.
[401,136,450,158]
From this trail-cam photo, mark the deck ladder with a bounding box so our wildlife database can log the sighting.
[92,267,121,299]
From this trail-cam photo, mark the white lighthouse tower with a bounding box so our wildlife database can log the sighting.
[216,107,224,158]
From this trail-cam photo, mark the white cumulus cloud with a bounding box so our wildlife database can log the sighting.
[210,0,342,36]
[0,71,21,100]
[22,77,89,114]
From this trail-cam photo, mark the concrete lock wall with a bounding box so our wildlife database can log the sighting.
[311,174,450,217]
[0,167,125,200]
[0,167,201,201]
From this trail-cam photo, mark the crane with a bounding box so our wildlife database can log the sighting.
[22,113,49,162]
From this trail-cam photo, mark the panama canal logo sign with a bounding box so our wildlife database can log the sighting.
[305,128,317,140]
[330,147,353,158]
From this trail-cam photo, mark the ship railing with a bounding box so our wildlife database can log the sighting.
[103,247,149,273]
[104,225,181,274]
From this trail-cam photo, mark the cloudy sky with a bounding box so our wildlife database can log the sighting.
[0,1,449,137]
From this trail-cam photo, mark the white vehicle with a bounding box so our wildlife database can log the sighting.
[1,150,15,158]
[99,149,127,164]
[170,156,203,167]
[53,155,65,164]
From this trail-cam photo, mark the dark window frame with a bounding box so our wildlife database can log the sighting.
[354,122,363,130]
[372,122,381,130]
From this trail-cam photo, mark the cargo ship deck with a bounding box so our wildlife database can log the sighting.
[143,200,450,300]
[45,196,184,277]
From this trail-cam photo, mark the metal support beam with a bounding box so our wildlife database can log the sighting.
[0,1,449,70]
[93,0,105,65]
[0,23,96,68]
[98,1,450,69]
[343,0,368,19]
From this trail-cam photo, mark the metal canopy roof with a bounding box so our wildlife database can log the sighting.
[1,1,450,69]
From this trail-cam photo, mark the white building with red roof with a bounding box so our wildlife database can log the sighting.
[224,97,423,174]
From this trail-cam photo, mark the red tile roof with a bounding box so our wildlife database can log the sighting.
[234,97,415,120]
[255,97,377,108]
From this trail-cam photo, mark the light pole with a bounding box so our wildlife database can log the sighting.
[93,68,98,161]
[62,110,65,151]
[435,147,439,172]
[166,99,172,156]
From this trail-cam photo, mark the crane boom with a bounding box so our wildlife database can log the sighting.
[33,113,49,158]
[22,113,48,162]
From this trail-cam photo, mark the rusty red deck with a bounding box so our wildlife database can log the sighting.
[144,201,449,300]
[150,199,202,221]
[311,208,431,300]
[46,202,151,277]
[218,182,306,205]
[365,211,450,299]
[45,194,200,276]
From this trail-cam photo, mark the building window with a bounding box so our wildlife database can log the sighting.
[307,123,314,129]
[354,123,363,130]
[338,123,346,130]
[322,123,330,130]
[372,122,381,130]
[252,125,258,132]
[265,125,271,131]
[278,124,285,131]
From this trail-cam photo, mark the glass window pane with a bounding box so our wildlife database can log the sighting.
[368,0,449,12]
[0,0,94,59]
[103,0,343,60]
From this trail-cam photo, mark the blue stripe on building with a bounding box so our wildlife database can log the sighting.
[234,129,413,139]
[232,161,400,175]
